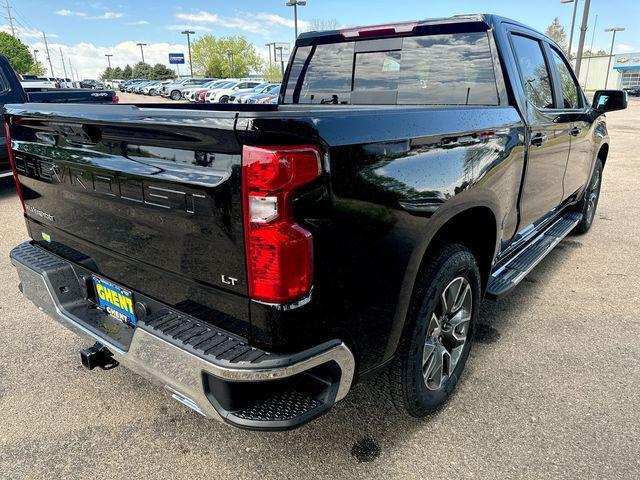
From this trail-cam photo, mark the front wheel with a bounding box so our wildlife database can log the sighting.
[573,158,603,234]
[389,244,481,417]
[170,90,181,101]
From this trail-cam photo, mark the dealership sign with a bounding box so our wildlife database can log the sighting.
[169,53,186,65]
[614,53,640,70]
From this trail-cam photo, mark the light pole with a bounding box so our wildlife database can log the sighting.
[181,30,195,77]
[276,46,285,78]
[136,43,147,64]
[265,43,274,66]
[33,49,39,63]
[105,54,113,69]
[604,27,625,88]
[286,0,306,39]
[573,0,591,78]
[561,0,579,58]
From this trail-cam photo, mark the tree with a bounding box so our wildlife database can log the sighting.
[122,64,133,79]
[262,63,282,83]
[192,35,263,78]
[100,66,115,80]
[0,32,35,74]
[545,17,568,53]
[131,61,152,79]
[306,19,339,32]
[583,49,608,58]
[28,60,46,76]
[150,63,175,80]
[113,66,124,79]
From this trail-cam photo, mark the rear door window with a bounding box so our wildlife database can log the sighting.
[284,31,500,106]
[510,34,554,109]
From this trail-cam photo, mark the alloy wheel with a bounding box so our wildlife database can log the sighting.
[422,277,473,391]
[586,167,601,224]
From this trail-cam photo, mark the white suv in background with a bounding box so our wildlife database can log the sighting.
[206,80,263,103]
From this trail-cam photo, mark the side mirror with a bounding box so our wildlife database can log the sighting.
[592,90,627,112]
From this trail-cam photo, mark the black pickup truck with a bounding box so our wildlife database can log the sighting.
[0,56,118,179]
[5,15,627,430]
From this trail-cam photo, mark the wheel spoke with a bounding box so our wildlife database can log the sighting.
[442,277,463,315]
[427,313,440,334]
[452,283,471,313]
[422,336,436,368]
[424,340,445,388]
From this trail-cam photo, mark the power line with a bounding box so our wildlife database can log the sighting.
[11,3,38,32]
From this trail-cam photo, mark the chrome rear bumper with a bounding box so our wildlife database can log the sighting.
[10,241,355,430]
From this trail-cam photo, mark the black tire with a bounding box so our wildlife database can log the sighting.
[573,158,603,234]
[389,244,481,417]
[170,90,181,101]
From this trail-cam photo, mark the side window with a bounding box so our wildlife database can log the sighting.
[511,34,554,109]
[296,42,354,104]
[397,32,499,105]
[550,48,581,109]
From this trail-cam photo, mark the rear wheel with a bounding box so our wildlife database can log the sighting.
[389,244,480,417]
[170,90,181,101]
[574,158,603,234]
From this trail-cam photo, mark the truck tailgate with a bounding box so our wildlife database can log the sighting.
[5,104,250,335]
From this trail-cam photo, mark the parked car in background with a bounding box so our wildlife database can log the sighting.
[229,82,278,103]
[119,79,142,92]
[623,85,640,96]
[245,84,281,104]
[206,80,263,103]
[141,81,161,95]
[104,79,124,89]
[19,76,58,91]
[183,80,226,102]
[163,78,215,100]
[126,81,147,93]
[81,79,105,89]
[194,81,237,102]
[149,80,173,96]
[134,81,152,94]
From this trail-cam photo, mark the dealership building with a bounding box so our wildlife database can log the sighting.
[576,52,640,90]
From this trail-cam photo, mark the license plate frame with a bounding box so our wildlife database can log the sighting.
[92,276,137,326]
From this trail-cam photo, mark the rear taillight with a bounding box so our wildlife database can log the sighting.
[113,95,119,104]
[4,122,25,211]
[242,145,321,303]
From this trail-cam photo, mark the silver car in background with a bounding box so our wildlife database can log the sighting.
[163,78,215,100]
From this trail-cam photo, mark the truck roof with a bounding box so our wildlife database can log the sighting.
[297,14,546,45]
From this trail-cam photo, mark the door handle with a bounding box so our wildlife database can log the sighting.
[530,133,547,147]
[570,127,581,137]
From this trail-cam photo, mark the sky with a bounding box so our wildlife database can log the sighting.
[2,0,638,79]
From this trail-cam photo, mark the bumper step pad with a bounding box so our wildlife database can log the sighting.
[487,211,582,298]
[141,309,271,364]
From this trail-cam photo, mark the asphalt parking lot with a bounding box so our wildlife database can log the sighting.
[117,91,182,104]
[1,101,639,480]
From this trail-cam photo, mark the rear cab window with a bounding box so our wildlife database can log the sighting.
[283,30,502,106]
